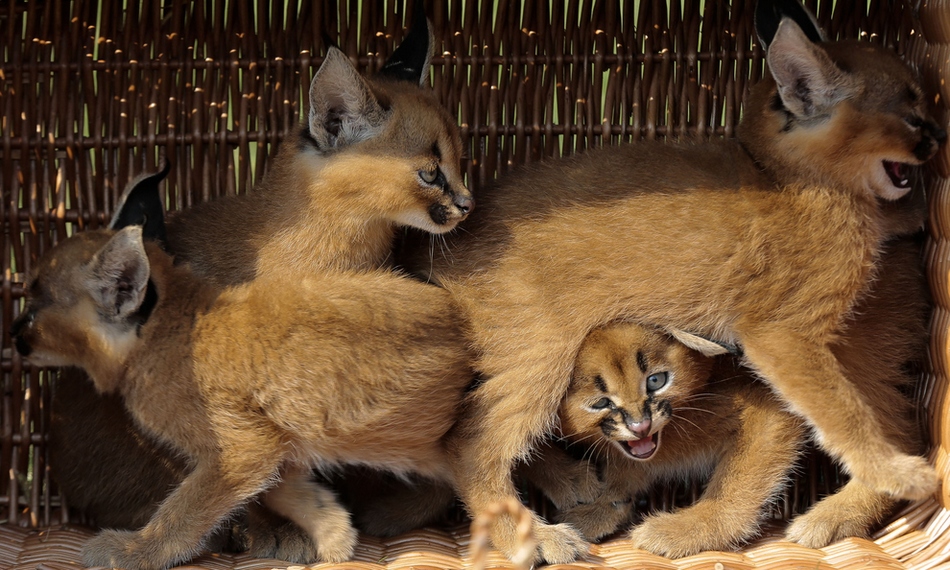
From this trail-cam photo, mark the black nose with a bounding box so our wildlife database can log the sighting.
[10,310,32,338]
[933,126,948,144]
[10,311,34,356]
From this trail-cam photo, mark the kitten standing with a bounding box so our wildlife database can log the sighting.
[45,4,473,562]
[409,5,944,562]
[11,226,473,570]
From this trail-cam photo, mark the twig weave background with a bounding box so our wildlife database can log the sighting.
[2,0,949,568]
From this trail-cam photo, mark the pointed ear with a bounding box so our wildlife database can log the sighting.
[378,0,434,86]
[308,47,391,151]
[110,158,171,249]
[767,18,849,119]
[666,329,738,357]
[755,0,824,49]
[85,226,151,321]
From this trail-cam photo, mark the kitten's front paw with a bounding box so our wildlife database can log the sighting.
[629,511,733,558]
[556,495,633,540]
[314,517,359,563]
[247,519,319,563]
[82,529,179,570]
[533,522,591,564]
[489,516,589,565]
[852,454,937,501]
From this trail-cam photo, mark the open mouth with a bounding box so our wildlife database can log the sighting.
[623,432,659,460]
[882,160,911,189]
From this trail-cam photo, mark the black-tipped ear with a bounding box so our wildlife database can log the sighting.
[378,0,433,85]
[755,0,824,50]
[110,158,171,250]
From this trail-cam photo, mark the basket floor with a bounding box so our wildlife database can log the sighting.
[0,522,917,570]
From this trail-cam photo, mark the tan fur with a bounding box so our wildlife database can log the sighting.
[522,323,804,557]
[408,23,943,563]
[520,235,930,556]
[47,36,472,559]
[13,228,472,570]
[167,52,472,285]
[785,234,930,546]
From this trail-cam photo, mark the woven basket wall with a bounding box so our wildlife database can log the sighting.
[2,1,950,568]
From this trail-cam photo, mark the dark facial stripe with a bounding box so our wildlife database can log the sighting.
[432,141,442,160]
[636,350,647,374]
[594,374,607,394]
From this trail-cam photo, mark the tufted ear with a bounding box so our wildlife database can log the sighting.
[667,329,741,357]
[767,18,850,120]
[85,226,151,322]
[110,158,171,249]
[308,47,391,151]
[755,0,824,50]
[377,0,434,85]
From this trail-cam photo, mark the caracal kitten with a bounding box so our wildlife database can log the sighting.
[408,4,945,562]
[522,322,803,557]
[46,4,471,557]
[166,11,472,281]
[526,233,930,556]
[10,225,473,570]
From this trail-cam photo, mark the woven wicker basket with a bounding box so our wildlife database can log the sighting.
[2,1,949,568]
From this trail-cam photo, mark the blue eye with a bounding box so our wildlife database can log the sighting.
[590,397,613,410]
[419,167,441,184]
[646,372,669,392]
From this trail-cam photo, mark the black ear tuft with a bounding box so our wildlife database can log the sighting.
[755,0,824,50]
[377,0,433,85]
[110,158,171,249]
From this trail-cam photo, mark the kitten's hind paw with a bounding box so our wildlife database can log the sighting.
[786,509,868,548]
[852,453,938,501]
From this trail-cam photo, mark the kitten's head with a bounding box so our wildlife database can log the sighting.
[559,323,716,461]
[303,5,472,234]
[739,0,945,201]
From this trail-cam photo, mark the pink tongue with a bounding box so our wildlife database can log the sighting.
[627,437,656,457]
[885,161,910,187]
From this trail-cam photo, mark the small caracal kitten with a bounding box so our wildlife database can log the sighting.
[46,3,471,557]
[9,225,473,570]
[521,321,804,557]
[166,6,472,282]
[407,1,945,562]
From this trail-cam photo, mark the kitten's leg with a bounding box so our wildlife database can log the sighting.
[344,473,457,537]
[740,331,937,501]
[260,466,358,562]
[785,479,898,547]
[519,439,605,510]
[629,397,803,557]
[81,456,278,570]
[450,366,589,564]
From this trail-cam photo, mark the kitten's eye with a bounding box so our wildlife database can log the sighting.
[419,167,440,184]
[646,372,669,392]
[590,397,613,410]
